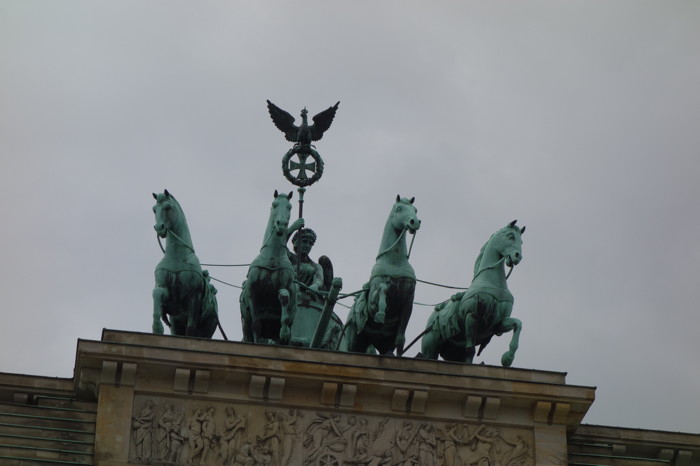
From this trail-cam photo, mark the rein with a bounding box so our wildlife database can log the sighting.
[156,227,196,255]
[155,203,195,255]
[473,256,516,281]
[376,227,417,260]
[259,229,274,252]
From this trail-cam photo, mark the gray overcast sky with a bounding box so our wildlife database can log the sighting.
[1,1,699,434]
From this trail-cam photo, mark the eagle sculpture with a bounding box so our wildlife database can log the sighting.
[267,100,340,145]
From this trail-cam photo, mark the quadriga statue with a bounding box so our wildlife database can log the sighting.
[341,195,421,356]
[240,190,297,345]
[420,220,525,366]
[152,190,220,338]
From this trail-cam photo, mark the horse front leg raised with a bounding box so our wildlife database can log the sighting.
[498,317,522,367]
[373,281,389,324]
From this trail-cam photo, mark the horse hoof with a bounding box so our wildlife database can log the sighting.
[152,323,164,335]
[501,352,514,367]
[280,326,291,345]
[374,312,386,324]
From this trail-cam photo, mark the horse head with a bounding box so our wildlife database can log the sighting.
[271,190,293,236]
[152,189,180,238]
[495,220,525,267]
[392,195,421,235]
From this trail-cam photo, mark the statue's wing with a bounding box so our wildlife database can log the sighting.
[318,255,334,292]
[267,100,298,142]
[309,101,340,141]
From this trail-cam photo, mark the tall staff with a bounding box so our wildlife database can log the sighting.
[266,100,341,346]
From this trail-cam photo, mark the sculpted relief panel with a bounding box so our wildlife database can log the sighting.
[130,396,534,466]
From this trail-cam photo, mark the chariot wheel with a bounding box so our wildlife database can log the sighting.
[316,452,341,466]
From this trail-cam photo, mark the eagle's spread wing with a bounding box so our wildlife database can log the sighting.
[267,100,298,142]
[310,101,340,141]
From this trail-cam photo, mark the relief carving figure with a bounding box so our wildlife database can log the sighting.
[499,434,531,465]
[201,406,219,464]
[128,398,532,466]
[220,407,247,465]
[349,417,370,459]
[462,424,497,466]
[188,408,207,463]
[417,422,437,466]
[280,409,302,466]
[438,423,460,466]
[132,400,155,461]
[233,440,272,466]
[345,444,392,466]
[156,403,185,462]
[304,413,347,465]
[168,420,186,464]
[258,409,283,466]
[394,421,418,465]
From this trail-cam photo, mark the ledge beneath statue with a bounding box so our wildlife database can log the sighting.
[62,329,596,465]
[2,329,699,465]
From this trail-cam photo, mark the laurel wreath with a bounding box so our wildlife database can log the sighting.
[282,146,324,187]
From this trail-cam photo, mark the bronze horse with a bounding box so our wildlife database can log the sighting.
[152,190,219,338]
[341,196,421,355]
[240,191,297,345]
[420,220,525,366]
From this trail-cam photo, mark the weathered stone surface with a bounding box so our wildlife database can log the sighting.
[3,329,699,465]
[78,330,596,465]
[128,395,535,465]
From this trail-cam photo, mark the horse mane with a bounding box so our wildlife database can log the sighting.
[473,236,491,277]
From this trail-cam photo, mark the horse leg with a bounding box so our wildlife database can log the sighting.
[373,281,388,324]
[394,283,415,356]
[420,326,439,360]
[185,293,201,337]
[239,284,254,343]
[498,317,522,367]
[464,311,478,364]
[152,286,169,334]
[278,288,291,345]
[247,290,262,344]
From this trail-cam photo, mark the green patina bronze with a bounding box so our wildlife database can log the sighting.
[240,190,297,345]
[283,218,344,350]
[152,190,220,338]
[267,100,339,188]
[420,220,525,367]
[341,196,421,356]
[287,220,326,296]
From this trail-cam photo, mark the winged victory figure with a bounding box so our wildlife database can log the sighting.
[267,100,340,146]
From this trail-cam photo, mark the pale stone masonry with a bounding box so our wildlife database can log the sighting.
[0,329,698,465]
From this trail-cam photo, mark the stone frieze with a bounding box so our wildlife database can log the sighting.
[129,396,533,465]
